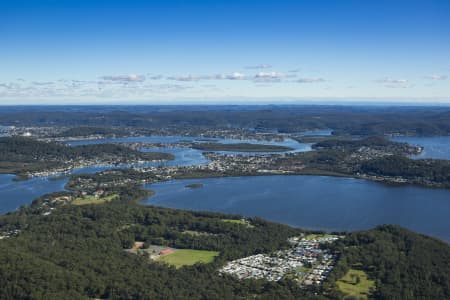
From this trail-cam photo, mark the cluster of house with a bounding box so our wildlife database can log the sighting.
[26,167,73,178]
[181,128,283,142]
[126,242,176,260]
[72,152,304,193]
[24,157,154,178]
[203,152,305,174]
[33,195,73,216]
[219,235,340,285]
[3,126,57,137]
[290,236,340,285]
[33,191,107,216]
[0,229,20,240]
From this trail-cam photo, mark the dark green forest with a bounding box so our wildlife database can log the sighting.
[312,136,420,155]
[360,155,450,183]
[0,190,448,299]
[327,225,450,299]
[55,126,129,137]
[1,105,450,136]
[0,137,173,175]
[0,137,172,163]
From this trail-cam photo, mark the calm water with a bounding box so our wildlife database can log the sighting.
[1,134,450,243]
[297,129,333,136]
[0,150,208,215]
[65,135,202,146]
[143,175,450,242]
[0,138,213,213]
[391,136,450,160]
[0,174,69,213]
[142,147,209,166]
[65,135,312,155]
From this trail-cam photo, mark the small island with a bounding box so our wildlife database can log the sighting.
[185,183,204,189]
[192,142,293,152]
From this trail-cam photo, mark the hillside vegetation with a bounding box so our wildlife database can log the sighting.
[0,190,448,299]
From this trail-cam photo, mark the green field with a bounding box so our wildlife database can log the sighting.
[158,249,219,268]
[304,233,333,240]
[182,230,211,236]
[297,265,311,273]
[221,218,254,227]
[222,218,246,224]
[284,265,311,281]
[336,269,375,299]
[72,194,119,205]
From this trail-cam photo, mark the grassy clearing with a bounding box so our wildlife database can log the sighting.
[221,218,254,228]
[222,219,246,225]
[182,230,211,236]
[284,265,311,281]
[336,269,375,299]
[297,265,311,273]
[72,194,118,205]
[304,233,333,240]
[158,249,219,268]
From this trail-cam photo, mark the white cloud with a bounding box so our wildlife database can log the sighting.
[148,75,163,80]
[168,72,246,81]
[223,72,246,80]
[254,72,288,82]
[245,64,272,69]
[32,81,54,86]
[0,82,20,89]
[167,75,201,82]
[255,72,287,79]
[100,74,146,83]
[297,77,326,83]
[376,78,409,88]
[425,74,447,80]
[377,78,408,84]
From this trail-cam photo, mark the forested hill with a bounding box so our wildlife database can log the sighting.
[0,136,171,162]
[55,126,129,137]
[327,225,450,299]
[0,137,173,175]
[0,191,448,299]
[0,196,307,300]
[1,106,450,136]
[312,136,421,155]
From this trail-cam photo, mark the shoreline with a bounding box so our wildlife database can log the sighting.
[4,163,445,188]
[140,179,450,244]
[1,173,449,244]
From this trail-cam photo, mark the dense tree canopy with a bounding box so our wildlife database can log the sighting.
[327,225,450,299]
[1,106,450,136]
[0,191,448,299]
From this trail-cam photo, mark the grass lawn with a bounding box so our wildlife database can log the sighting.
[221,218,246,224]
[72,194,118,205]
[158,249,219,268]
[337,269,375,299]
[221,218,254,228]
[283,265,311,281]
[296,265,311,273]
[304,233,333,240]
[182,230,211,236]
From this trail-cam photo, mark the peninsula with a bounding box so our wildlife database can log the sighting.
[192,142,293,152]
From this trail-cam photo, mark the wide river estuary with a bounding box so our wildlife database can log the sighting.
[1,135,449,242]
[143,175,450,242]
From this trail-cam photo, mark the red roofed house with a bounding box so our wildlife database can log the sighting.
[159,248,174,256]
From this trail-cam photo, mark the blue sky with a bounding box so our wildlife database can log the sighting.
[1,0,449,104]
